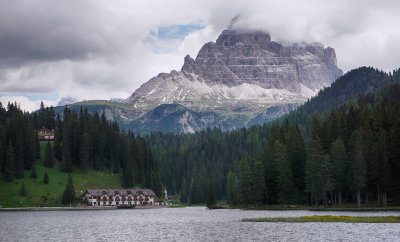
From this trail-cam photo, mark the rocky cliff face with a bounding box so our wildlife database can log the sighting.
[186,29,342,92]
[78,29,340,133]
[121,29,342,133]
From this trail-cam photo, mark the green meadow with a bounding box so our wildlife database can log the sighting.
[0,143,122,208]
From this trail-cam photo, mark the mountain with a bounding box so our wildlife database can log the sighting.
[296,66,399,114]
[57,96,80,106]
[57,29,343,134]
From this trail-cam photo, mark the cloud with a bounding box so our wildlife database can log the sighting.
[205,0,400,72]
[0,95,57,112]
[0,0,399,113]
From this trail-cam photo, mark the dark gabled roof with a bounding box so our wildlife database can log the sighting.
[38,127,53,132]
[85,189,156,196]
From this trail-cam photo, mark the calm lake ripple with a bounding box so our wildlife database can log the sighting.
[1,207,400,241]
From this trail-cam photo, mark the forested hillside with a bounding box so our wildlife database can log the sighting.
[147,68,400,206]
[297,66,400,114]
[0,103,162,199]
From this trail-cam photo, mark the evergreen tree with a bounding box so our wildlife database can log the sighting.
[14,129,24,178]
[252,160,265,205]
[4,143,15,181]
[20,181,27,196]
[319,154,334,206]
[226,171,235,205]
[44,141,54,168]
[207,178,216,208]
[54,114,62,161]
[30,165,38,179]
[122,158,134,188]
[238,158,252,204]
[23,124,36,170]
[153,171,162,197]
[0,124,6,174]
[287,125,306,199]
[62,174,75,204]
[306,135,324,206]
[180,177,188,203]
[43,170,49,184]
[274,141,294,205]
[352,129,367,208]
[61,120,73,172]
[330,138,347,206]
[79,133,90,171]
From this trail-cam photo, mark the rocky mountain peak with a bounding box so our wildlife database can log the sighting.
[215,29,272,47]
[181,55,195,73]
[122,28,343,133]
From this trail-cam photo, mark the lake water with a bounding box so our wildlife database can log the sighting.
[1,207,400,241]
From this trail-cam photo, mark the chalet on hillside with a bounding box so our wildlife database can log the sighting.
[83,189,155,207]
[37,128,54,141]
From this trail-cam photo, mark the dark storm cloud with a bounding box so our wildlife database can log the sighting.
[1,0,399,112]
[0,0,117,67]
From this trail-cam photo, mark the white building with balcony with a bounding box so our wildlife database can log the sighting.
[83,189,155,207]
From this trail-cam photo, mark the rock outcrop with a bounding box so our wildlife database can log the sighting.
[120,29,343,133]
[187,29,342,93]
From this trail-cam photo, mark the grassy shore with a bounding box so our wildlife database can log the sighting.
[0,143,122,208]
[231,204,400,211]
[243,215,400,223]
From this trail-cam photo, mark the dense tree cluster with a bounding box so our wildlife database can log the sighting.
[147,70,400,206]
[0,103,162,197]
[147,125,269,204]
[0,102,40,181]
[54,106,162,196]
[297,67,400,114]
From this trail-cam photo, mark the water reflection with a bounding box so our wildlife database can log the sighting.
[0,207,399,241]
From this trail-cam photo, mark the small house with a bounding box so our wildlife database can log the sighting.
[37,128,54,141]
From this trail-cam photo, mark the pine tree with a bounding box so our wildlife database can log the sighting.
[122,158,134,188]
[79,133,90,171]
[0,124,6,175]
[30,165,38,179]
[252,160,265,205]
[180,177,188,203]
[62,174,75,204]
[352,129,367,208]
[44,141,54,168]
[306,135,324,206]
[61,118,73,172]
[14,129,24,178]
[319,154,334,207]
[20,181,27,196]
[4,142,15,181]
[238,158,252,205]
[207,178,216,209]
[274,141,294,205]
[287,125,306,197]
[226,171,235,205]
[330,138,347,206]
[43,171,49,184]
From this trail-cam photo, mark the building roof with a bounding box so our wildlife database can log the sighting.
[38,127,54,132]
[85,189,156,197]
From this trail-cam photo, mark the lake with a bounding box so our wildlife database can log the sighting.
[1,207,399,241]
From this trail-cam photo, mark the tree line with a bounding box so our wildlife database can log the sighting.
[147,70,400,207]
[236,84,400,207]
[0,102,162,197]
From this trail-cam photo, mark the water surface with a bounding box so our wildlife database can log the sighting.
[1,207,399,241]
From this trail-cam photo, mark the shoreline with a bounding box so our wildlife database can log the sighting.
[0,205,166,212]
[0,206,117,212]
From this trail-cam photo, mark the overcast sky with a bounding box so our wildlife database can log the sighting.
[1,0,399,111]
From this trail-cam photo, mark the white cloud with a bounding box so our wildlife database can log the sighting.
[0,0,399,111]
[0,96,57,112]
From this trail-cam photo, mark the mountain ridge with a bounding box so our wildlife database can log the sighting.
[56,28,343,134]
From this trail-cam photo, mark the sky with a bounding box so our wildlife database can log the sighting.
[1,0,400,112]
